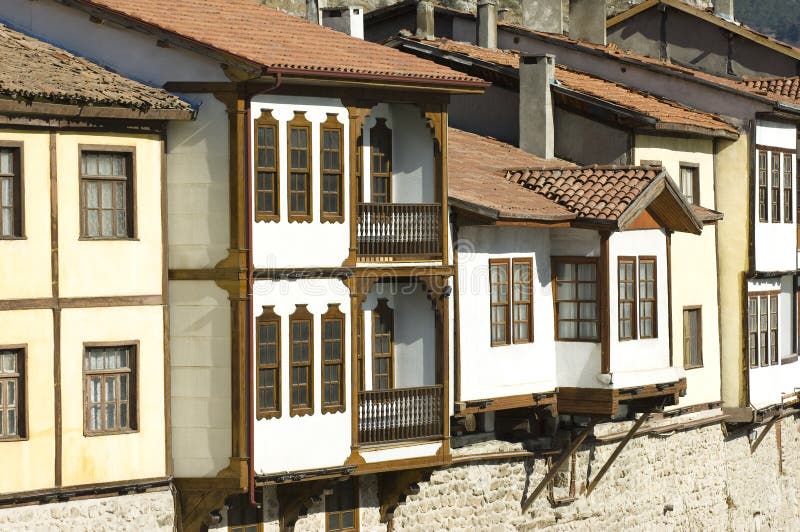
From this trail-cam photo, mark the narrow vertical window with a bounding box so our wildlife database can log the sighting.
[770,294,779,365]
[289,305,313,416]
[489,259,510,345]
[638,258,657,339]
[321,114,344,222]
[288,112,312,222]
[512,258,533,343]
[683,307,703,368]
[784,152,793,223]
[760,296,769,366]
[80,148,134,238]
[748,296,759,368]
[326,478,358,532]
[0,146,22,238]
[372,299,394,391]
[370,119,392,203]
[356,310,364,391]
[322,304,345,413]
[255,109,279,222]
[759,150,768,222]
[83,344,136,434]
[772,151,781,223]
[554,259,599,341]
[0,349,24,440]
[256,306,281,420]
[618,257,636,341]
[679,165,699,205]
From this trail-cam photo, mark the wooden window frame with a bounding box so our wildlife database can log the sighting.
[289,305,314,417]
[618,256,637,341]
[770,294,779,365]
[320,114,345,223]
[512,257,534,344]
[356,309,365,391]
[322,304,346,414]
[325,477,359,532]
[287,112,313,223]
[758,150,768,223]
[683,306,703,369]
[256,305,281,420]
[0,345,27,441]
[678,163,700,206]
[78,145,136,240]
[230,524,263,532]
[372,298,394,391]
[749,291,781,368]
[552,257,600,342]
[0,142,24,239]
[82,341,138,436]
[771,151,781,223]
[370,119,392,204]
[748,295,759,368]
[489,258,511,346]
[638,256,658,339]
[255,109,280,223]
[784,152,794,223]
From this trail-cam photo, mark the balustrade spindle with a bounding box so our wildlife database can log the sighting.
[357,385,443,445]
[357,203,441,261]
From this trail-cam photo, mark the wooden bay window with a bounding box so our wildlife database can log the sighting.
[256,306,281,420]
[322,304,345,413]
[554,258,598,341]
[255,109,280,222]
[288,112,312,222]
[321,114,344,222]
[289,305,313,416]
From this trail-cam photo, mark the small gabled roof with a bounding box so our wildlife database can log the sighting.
[396,37,738,138]
[607,0,800,62]
[0,21,191,118]
[64,0,487,90]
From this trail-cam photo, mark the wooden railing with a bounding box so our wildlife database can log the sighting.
[357,203,441,260]
[358,385,443,445]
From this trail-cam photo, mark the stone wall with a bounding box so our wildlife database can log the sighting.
[0,490,175,531]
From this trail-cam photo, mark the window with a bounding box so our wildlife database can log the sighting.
[683,307,702,368]
[322,304,345,413]
[326,478,358,532]
[356,310,365,391]
[554,258,598,341]
[256,306,280,420]
[784,152,793,223]
[80,148,134,239]
[489,259,510,345]
[512,258,534,343]
[758,150,768,223]
[679,165,699,205]
[288,112,312,222]
[289,305,313,416]
[0,146,22,238]
[772,151,781,223]
[749,293,780,367]
[372,299,394,391]
[255,109,279,222]
[638,257,657,339]
[227,493,262,532]
[0,348,24,440]
[618,257,636,341]
[84,344,136,434]
[370,119,392,203]
[321,114,344,222]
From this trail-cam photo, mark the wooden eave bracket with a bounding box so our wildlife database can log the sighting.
[277,479,339,531]
[378,468,435,523]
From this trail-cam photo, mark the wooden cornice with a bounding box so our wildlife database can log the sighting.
[0,97,193,121]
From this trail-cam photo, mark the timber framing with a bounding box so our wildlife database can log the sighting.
[558,379,687,416]
[0,477,172,509]
[454,391,558,417]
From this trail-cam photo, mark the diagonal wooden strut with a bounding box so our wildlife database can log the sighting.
[585,411,652,497]
[520,418,597,513]
[750,415,780,454]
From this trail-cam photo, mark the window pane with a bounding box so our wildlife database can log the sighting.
[0,149,12,174]
[7,409,15,436]
[105,376,116,401]
[106,404,116,429]
[90,376,102,403]
[6,380,14,407]
[120,374,128,401]
[86,181,98,208]
[120,403,128,428]
[559,321,577,339]
[91,405,101,431]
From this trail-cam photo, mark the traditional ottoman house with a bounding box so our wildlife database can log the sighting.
[0,0,488,529]
[0,22,192,527]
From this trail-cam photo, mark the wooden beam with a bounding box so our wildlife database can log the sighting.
[520,419,596,513]
[750,415,780,454]
[585,411,652,497]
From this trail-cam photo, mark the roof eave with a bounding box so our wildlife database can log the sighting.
[0,97,194,121]
[267,68,489,93]
[449,196,576,223]
[616,171,703,234]
[650,121,739,140]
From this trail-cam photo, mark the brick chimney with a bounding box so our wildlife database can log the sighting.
[519,53,555,159]
[568,0,606,45]
[320,6,364,39]
[416,0,435,40]
[713,0,734,22]
[521,0,563,34]
[477,0,498,49]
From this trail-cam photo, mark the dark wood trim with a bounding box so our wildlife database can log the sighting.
[252,267,353,280]
[319,113,345,224]
[255,305,281,420]
[511,257,534,344]
[372,298,395,390]
[550,255,602,345]
[638,255,659,339]
[325,477,359,532]
[0,298,56,311]
[454,391,557,416]
[49,132,61,485]
[287,111,313,223]
[666,233,673,366]
[343,106,372,267]
[353,453,448,475]
[0,140,25,239]
[559,378,686,416]
[0,97,193,121]
[0,345,29,442]
[756,144,797,154]
[160,135,172,478]
[682,305,703,369]
[321,304,346,414]
[488,258,511,347]
[617,255,638,342]
[168,268,240,281]
[77,144,137,240]
[254,108,280,223]
[289,304,315,417]
[0,476,171,509]
[81,340,140,437]
[60,295,163,308]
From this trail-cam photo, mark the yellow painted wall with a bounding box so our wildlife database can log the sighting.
[60,305,166,486]
[0,130,52,300]
[56,132,163,298]
[0,309,55,494]
[634,135,722,406]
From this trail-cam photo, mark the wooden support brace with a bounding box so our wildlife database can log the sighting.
[776,418,783,475]
[751,415,780,454]
[520,418,597,513]
[584,411,652,497]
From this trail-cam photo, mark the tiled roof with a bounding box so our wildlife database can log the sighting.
[415,38,738,136]
[505,166,664,222]
[69,0,486,88]
[0,22,191,112]
[692,204,723,222]
[740,77,800,104]
[447,127,575,221]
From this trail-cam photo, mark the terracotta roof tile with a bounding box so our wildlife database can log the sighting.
[71,0,485,87]
[740,77,800,104]
[0,22,190,111]
[417,38,738,136]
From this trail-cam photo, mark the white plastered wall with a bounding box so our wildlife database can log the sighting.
[170,281,232,478]
[455,225,557,401]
